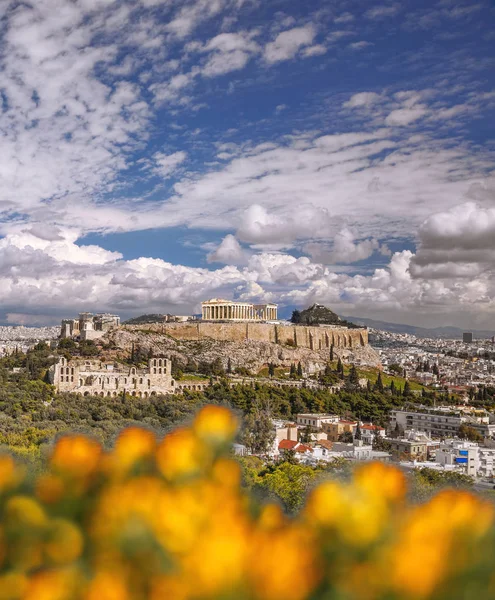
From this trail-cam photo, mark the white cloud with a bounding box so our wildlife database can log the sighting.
[153,151,188,177]
[334,13,355,24]
[301,44,327,58]
[348,41,373,51]
[385,107,428,126]
[343,91,382,108]
[201,32,260,76]
[264,25,316,64]
[365,4,401,20]
[207,234,250,265]
[304,228,390,264]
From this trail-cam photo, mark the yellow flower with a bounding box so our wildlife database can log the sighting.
[85,571,129,600]
[111,427,156,474]
[0,571,28,600]
[44,519,84,565]
[51,436,102,480]
[156,428,204,480]
[249,524,319,600]
[0,455,21,494]
[193,405,238,445]
[354,462,407,505]
[36,474,65,505]
[5,496,47,528]
[23,568,80,600]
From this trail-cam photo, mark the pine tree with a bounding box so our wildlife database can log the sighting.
[297,362,303,378]
[268,362,275,378]
[403,380,411,397]
[290,363,296,379]
[348,364,359,386]
[354,422,362,440]
[390,380,396,396]
[291,310,301,324]
[337,357,344,379]
[375,371,384,393]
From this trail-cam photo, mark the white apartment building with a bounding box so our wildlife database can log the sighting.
[296,413,339,429]
[391,409,495,439]
[435,440,495,478]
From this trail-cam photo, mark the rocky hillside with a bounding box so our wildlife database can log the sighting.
[100,327,380,374]
[292,304,360,328]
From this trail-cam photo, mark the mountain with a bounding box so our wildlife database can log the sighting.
[292,304,360,328]
[343,315,495,340]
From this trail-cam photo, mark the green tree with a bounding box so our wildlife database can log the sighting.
[374,371,384,393]
[255,462,319,513]
[338,431,354,444]
[329,344,334,362]
[289,364,296,379]
[346,365,359,390]
[354,421,362,440]
[268,363,275,378]
[290,310,302,324]
[297,362,303,378]
[403,380,412,397]
[336,357,344,379]
[227,357,233,374]
[458,424,483,443]
[241,404,275,455]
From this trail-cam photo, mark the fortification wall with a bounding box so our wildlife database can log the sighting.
[123,322,368,349]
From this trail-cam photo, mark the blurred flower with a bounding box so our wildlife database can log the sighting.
[193,405,238,446]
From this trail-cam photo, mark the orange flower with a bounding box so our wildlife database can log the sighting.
[0,455,21,493]
[51,436,102,481]
[111,427,156,474]
[44,519,84,565]
[85,571,129,600]
[193,405,238,445]
[156,428,204,480]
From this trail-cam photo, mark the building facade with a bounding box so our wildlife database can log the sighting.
[49,356,208,396]
[201,299,278,321]
[61,313,121,341]
[391,409,495,439]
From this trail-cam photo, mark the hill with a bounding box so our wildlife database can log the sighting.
[292,304,359,328]
[124,314,166,325]
[344,315,495,340]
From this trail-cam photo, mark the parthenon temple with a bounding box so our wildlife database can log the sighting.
[202,299,278,321]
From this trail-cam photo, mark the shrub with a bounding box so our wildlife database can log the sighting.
[0,407,493,600]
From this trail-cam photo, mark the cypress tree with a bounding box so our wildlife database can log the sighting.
[268,362,275,378]
[297,362,303,378]
[375,371,384,393]
[227,357,232,374]
[330,344,334,361]
[404,380,411,397]
[354,422,362,440]
[390,380,396,396]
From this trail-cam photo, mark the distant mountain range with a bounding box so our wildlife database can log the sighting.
[342,315,495,340]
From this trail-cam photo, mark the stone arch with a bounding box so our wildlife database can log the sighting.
[106,391,111,397]
[84,391,90,397]
[151,391,156,396]
[144,392,149,398]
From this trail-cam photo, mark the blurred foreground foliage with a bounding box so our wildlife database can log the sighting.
[0,406,494,600]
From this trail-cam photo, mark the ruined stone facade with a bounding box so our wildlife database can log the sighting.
[202,299,278,321]
[49,356,208,396]
[124,322,368,350]
[61,313,121,341]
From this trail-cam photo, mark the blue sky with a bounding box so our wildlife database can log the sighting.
[0,0,494,327]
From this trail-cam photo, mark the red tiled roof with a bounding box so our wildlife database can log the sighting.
[338,420,357,425]
[317,440,334,450]
[278,439,299,450]
[295,444,313,453]
[362,425,385,431]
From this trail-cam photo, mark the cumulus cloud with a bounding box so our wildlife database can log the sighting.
[207,234,250,265]
[201,32,260,76]
[411,203,495,279]
[264,25,316,63]
[236,204,333,246]
[304,228,390,264]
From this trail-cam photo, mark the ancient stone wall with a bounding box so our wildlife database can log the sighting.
[123,322,368,349]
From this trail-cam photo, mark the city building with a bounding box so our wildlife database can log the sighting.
[463,332,474,343]
[201,299,278,321]
[61,313,120,340]
[296,413,339,429]
[49,356,208,396]
[388,439,428,462]
[360,424,385,445]
[325,420,358,441]
[391,409,495,439]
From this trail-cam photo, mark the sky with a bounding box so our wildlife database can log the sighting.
[0,0,494,328]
